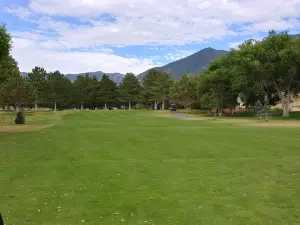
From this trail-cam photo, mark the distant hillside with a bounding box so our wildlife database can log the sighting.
[65,72,124,84]
[21,71,125,84]
[137,47,228,81]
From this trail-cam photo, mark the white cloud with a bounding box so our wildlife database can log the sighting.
[5,0,300,73]
[5,6,32,19]
[241,19,300,34]
[228,41,243,49]
[11,38,161,74]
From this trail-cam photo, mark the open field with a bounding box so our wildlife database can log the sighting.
[1,111,300,225]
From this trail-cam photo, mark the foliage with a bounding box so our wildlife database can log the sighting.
[0,24,11,61]
[47,71,73,110]
[170,74,198,109]
[73,73,92,109]
[15,111,25,124]
[0,55,18,86]
[252,96,272,121]
[198,30,300,117]
[118,73,141,109]
[96,74,118,108]
[0,65,36,110]
[27,66,47,107]
[141,69,162,106]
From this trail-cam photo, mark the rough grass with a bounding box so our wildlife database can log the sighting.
[1,111,300,225]
[0,111,74,134]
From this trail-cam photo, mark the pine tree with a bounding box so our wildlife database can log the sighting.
[96,74,118,109]
[27,66,47,110]
[119,73,141,109]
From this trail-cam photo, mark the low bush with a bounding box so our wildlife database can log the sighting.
[15,111,25,124]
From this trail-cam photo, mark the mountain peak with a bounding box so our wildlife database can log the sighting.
[137,47,228,80]
[202,47,216,51]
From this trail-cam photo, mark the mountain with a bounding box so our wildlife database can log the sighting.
[65,71,124,84]
[137,47,228,81]
[21,71,125,84]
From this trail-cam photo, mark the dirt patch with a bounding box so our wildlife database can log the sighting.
[0,124,53,133]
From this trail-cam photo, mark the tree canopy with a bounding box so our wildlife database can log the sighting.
[0,24,11,61]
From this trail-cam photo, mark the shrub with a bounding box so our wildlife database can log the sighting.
[15,111,25,124]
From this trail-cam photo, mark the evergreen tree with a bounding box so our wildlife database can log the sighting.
[142,69,161,110]
[96,74,118,109]
[47,71,73,111]
[119,73,141,109]
[74,73,91,110]
[27,66,47,110]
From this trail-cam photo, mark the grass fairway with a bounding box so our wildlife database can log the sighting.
[1,111,300,225]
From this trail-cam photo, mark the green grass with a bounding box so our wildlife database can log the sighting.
[1,111,300,225]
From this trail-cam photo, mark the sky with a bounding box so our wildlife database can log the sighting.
[1,0,300,74]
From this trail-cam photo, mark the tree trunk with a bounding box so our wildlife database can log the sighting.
[104,103,107,110]
[218,108,222,116]
[80,100,83,110]
[35,99,38,111]
[54,102,57,112]
[154,100,158,110]
[282,96,290,117]
[162,99,165,110]
[128,101,131,110]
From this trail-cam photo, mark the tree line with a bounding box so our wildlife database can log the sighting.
[1,26,197,112]
[1,23,300,117]
[199,30,300,117]
[0,65,197,111]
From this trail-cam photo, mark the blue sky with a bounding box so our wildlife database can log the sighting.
[1,0,300,74]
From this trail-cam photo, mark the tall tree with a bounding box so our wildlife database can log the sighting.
[229,31,300,117]
[142,69,161,110]
[0,55,18,87]
[27,67,47,110]
[74,73,91,110]
[157,72,173,109]
[86,76,99,109]
[198,57,239,114]
[0,70,36,111]
[258,31,300,117]
[0,24,11,62]
[119,73,141,109]
[47,71,73,111]
[170,74,198,109]
[96,74,118,109]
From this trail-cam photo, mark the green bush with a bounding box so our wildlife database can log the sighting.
[15,111,25,124]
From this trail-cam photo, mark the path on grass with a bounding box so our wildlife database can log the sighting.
[168,111,300,127]
[171,112,188,119]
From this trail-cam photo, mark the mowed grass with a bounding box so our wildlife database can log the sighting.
[1,111,300,225]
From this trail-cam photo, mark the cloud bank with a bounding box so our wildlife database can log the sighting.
[5,0,300,74]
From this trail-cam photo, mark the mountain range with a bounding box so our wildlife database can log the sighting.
[65,72,124,84]
[21,47,228,83]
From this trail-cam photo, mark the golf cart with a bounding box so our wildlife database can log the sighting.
[169,104,176,112]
